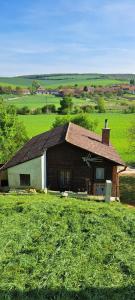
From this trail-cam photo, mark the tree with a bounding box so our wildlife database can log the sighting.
[130,79,135,85]
[0,99,28,163]
[83,86,88,92]
[58,96,73,114]
[16,86,22,95]
[31,80,40,94]
[52,113,98,131]
[97,97,106,113]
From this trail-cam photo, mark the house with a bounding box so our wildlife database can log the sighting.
[36,87,48,94]
[0,121,125,196]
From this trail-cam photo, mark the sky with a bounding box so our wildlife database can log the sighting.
[0,0,135,76]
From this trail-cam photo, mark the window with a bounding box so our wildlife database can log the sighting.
[1,179,8,187]
[20,174,30,186]
[96,168,105,180]
[59,169,71,188]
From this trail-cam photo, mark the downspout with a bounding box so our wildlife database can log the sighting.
[44,149,47,191]
[41,149,47,191]
[116,165,127,198]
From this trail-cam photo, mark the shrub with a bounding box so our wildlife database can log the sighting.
[81,105,95,113]
[58,97,73,114]
[32,108,42,115]
[17,106,31,115]
[42,104,56,113]
[52,113,98,131]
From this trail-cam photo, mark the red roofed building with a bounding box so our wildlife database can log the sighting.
[0,121,125,196]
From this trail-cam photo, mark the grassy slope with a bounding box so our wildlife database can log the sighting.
[0,77,127,88]
[0,194,135,300]
[18,113,135,164]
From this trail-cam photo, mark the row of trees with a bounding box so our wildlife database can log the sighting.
[16,97,106,115]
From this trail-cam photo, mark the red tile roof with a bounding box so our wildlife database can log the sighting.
[1,122,125,170]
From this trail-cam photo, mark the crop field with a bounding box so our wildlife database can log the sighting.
[18,113,135,165]
[0,194,134,300]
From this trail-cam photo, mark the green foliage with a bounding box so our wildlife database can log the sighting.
[0,100,28,163]
[130,79,135,85]
[0,194,135,299]
[83,85,88,92]
[58,97,73,114]
[52,114,98,131]
[96,97,106,113]
[42,104,56,113]
[81,104,95,113]
[16,86,23,94]
[17,106,30,115]
[30,80,40,94]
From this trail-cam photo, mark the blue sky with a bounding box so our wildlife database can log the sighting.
[0,0,135,76]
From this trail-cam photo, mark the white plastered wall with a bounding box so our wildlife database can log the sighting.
[8,152,47,190]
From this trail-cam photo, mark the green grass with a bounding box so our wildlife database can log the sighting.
[0,194,135,300]
[4,95,86,109]
[4,95,61,109]
[18,113,135,165]
[0,75,127,88]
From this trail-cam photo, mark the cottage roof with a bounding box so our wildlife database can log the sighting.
[1,122,125,170]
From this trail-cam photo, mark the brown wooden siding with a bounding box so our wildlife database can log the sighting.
[47,142,118,195]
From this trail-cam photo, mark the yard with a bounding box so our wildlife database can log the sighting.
[0,194,135,300]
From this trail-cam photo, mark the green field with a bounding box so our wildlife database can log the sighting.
[4,95,85,109]
[0,194,135,300]
[18,113,135,165]
[0,74,128,88]
[4,95,61,109]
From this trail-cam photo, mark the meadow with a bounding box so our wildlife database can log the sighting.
[0,74,128,88]
[18,113,135,165]
[4,94,85,109]
[0,194,135,300]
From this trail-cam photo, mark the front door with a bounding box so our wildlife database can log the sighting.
[58,169,72,191]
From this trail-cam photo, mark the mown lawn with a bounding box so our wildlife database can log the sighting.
[0,194,135,300]
[18,113,135,165]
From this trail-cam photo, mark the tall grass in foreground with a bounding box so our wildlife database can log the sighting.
[0,194,135,299]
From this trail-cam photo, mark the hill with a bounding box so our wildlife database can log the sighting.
[0,194,135,300]
[0,73,133,88]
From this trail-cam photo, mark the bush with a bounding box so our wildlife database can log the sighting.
[81,105,95,113]
[32,108,42,115]
[96,97,106,113]
[42,105,56,113]
[58,97,73,114]
[52,113,98,131]
[17,106,30,115]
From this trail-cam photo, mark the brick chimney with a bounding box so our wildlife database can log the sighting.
[102,119,110,145]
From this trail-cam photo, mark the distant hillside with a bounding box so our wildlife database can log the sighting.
[0,194,135,300]
[1,73,135,88]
